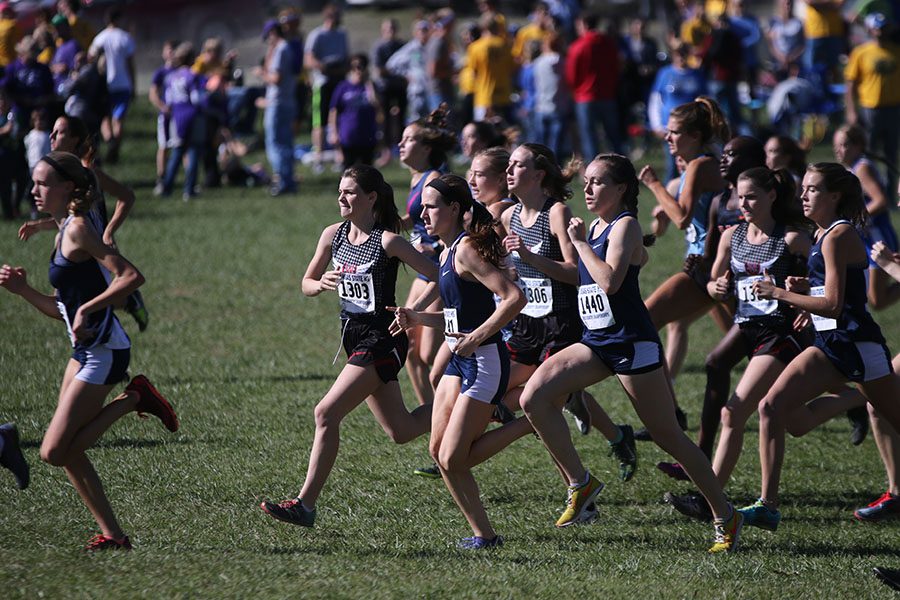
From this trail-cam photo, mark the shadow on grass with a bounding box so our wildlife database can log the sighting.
[780,491,879,510]
[161,373,333,386]
[20,437,193,450]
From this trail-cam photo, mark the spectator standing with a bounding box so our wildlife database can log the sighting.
[766,0,805,78]
[279,9,307,131]
[619,18,661,158]
[304,3,349,174]
[328,54,379,169]
[50,15,81,91]
[386,20,431,123]
[57,0,95,53]
[0,3,22,68]
[845,12,900,195]
[149,40,177,195]
[466,13,515,122]
[701,11,745,133]
[259,19,297,196]
[89,8,135,164]
[160,42,205,201]
[513,2,552,63]
[61,49,106,136]
[4,36,54,133]
[728,0,762,92]
[803,0,846,78]
[565,12,624,158]
[0,90,17,219]
[425,10,456,113]
[517,40,541,143]
[23,108,50,217]
[371,18,406,161]
[532,33,569,156]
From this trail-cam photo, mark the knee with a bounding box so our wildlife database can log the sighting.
[437,446,466,472]
[758,397,780,424]
[429,369,443,392]
[40,442,68,467]
[313,401,340,431]
[518,389,539,416]
[719,403,746,430]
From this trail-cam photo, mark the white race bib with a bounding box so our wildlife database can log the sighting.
[810,286,837,331]
[520,277,553,317]
[578,284,615,330]
[736,275,777,318]
[337,273,375,314]
[443,307,460,350]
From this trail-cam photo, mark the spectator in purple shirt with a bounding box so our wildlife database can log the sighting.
[149,39,176,194]
[50,15,80,92]
[160,42,206,201]
[3,36,54,133]
[328,53,380,170]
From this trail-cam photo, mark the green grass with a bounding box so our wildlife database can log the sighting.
[1,100,898,599]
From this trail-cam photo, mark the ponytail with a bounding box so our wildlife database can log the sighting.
[518,143,582,202]
[670,96,730,146]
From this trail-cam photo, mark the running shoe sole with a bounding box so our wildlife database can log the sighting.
[127,375,179,432]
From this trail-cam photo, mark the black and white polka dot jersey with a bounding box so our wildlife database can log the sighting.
[331,220,398,323]
[509,199,576,316]
[730,222,794,324]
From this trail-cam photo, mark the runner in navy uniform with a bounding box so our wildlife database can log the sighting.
[393,174,526,549]
[740,163,900,532]
[260,165,437,528]
[500,143,638,483]
[398,107,456,410]
[518,154,743,553]
[0,151,177,551]
[638,98,731,435]
[18,115,148,331]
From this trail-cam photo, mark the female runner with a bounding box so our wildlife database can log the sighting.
[393,174,525,549]
[832,124,900,310]
[260,165,436,527]
[500,143,637,480]
[0,151,178,550]
[518,153,742,553]
[18,115,149,330]
[398,107,457,408]
[740,163,900,531]
[638,97,731,432]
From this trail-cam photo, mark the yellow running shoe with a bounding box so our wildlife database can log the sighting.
[556,474,604,527]
[708,505,743,553]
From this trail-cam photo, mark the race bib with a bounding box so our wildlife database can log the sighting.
[810,286,837,332]
[520,277,553,318]
[443,307,460,350]
[337,273,375,314]
[578,284,615,330]
[736,275,777,319]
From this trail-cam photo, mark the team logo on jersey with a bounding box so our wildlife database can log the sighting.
[332,259,375,274]
[746,261,761,275]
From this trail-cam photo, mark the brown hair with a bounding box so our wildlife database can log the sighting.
[343,165,400,233]
[411,105,458,169]
[590,153,655,246]
[669,96,730,146]
[737,166,810,229]
[518,143,582,202]
[41,151,96,215]
[472,146,510,199]
[428,174,506,267]
[806,162,868,228]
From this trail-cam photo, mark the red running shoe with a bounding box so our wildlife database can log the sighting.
[854,491,900,521]
[84,533,132,551]
[127,374,179,432]
[656,461,690,481]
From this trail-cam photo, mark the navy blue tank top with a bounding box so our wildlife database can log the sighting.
[439,232,500,348]
[406,169,441,251]
[578,212,660,346]
[808,220,884,342]
[48,216,130,351]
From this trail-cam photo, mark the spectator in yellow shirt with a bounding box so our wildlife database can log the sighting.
[512,1,551,62]
[466,13,514,121]
[0,2,23,67]
[845,12,900,193]
[803,0,846,74]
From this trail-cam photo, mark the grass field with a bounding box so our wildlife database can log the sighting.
[1,100,898,599]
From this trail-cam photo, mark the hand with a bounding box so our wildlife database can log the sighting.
[102,230,117,248]
[870,241,898,269]
[71,308,96,343]
[651,205,669,237]
[0,264,27,294]
[446,331,478,357]
[503,233,529,257]
[784,275,810,294]
[319,269,342,292]
[386,305,419,336]
[18,221,40,241]
[638,165,659,187]
[327,129,339,148]
[793,310,811,332]
[710,270,733,300]
[414,241,435,257]
[566,217,586,244]
[753,269,777,300]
